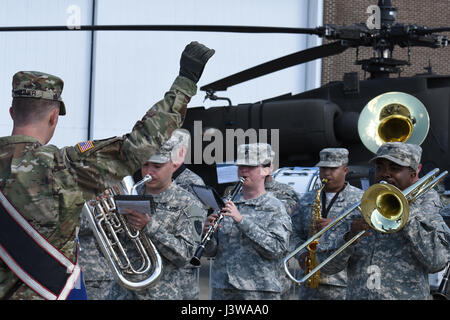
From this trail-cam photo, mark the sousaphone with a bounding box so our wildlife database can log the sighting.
[358,92,430,153]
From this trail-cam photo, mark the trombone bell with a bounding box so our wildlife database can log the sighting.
[358,92,429,153]
[360,183,409,233]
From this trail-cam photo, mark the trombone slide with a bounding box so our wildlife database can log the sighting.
[283,168,448,286]
[283,201,361,285]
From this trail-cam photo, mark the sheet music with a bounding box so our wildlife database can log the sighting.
[191,185,224,210]
[114,195,153,215]
[216,163,239,184]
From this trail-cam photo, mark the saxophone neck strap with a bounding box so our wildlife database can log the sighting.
[321,182,347,218]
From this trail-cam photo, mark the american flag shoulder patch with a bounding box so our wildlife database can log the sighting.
[77,140,95,153]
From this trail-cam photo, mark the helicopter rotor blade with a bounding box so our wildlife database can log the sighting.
[412,26,450,35]
[0,24,320,34]
[200,41,349,92]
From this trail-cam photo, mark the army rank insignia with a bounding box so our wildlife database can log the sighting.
[77,140,95,153]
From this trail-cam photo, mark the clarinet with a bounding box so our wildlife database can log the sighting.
[432,261,450,300]
[190,177,245,266]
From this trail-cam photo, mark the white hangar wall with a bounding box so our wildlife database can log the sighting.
[0,0,323,147]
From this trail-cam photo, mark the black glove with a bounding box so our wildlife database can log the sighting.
[179,41,215,83]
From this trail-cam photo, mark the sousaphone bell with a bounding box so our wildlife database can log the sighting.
[358,92,430,153]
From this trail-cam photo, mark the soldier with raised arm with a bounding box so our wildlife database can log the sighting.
[0,41,214,300]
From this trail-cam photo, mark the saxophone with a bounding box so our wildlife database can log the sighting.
[304,178,327,289]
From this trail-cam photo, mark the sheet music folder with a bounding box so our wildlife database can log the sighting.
[191,184,225,211]
[113,195,153,215]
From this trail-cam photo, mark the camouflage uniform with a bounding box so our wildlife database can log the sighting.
[108,133,206,300]
[0,71,196,300]
[290,148,362,300]
[265,177,299,215]
[223,147,298,299]
[205,143,292,300]
[291,183,363,300]
[319,142,450,300]
[441,204,450,218]
[78,129,207,300]
[173,165,206,300]
[265,166,299,300]
[440,204,450,236]
[174,165,205,192]
[169,130,207,300]
[438,204,450,251]
[108,182,206,300]
[77,212,114,300]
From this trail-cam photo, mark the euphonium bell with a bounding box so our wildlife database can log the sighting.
[358,92,430,153]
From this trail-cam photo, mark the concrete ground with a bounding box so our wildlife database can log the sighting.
[197,257,212,300]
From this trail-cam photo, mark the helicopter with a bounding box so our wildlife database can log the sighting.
[176,0,450,192]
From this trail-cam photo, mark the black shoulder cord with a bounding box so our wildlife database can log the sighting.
[321,183,347,218]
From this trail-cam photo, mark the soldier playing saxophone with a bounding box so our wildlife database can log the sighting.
[290,148,363,300]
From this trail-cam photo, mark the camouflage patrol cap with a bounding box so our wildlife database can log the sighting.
[148,129,190,163]
[315,148,349,167]
[369,142,422,171]
[12,71,66,115]
[235,143,275,166]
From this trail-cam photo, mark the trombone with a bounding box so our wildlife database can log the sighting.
[284,167,448,285]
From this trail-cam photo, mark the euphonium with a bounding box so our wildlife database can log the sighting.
[304,178,327,289]
[82,174,163,291]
